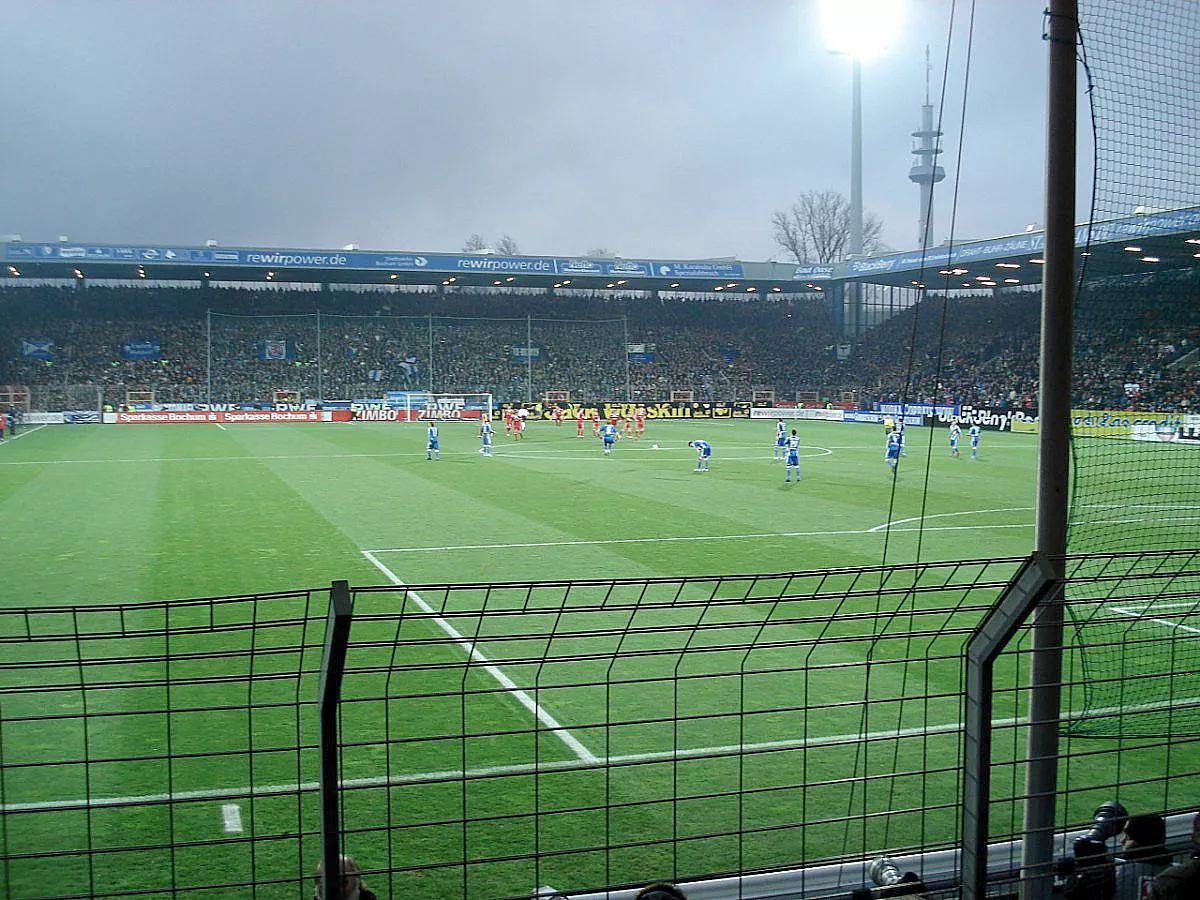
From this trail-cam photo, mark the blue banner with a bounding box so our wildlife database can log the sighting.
[121,340,161,360]
[628,352,657,363]
[256,339,295,360]
[5,205,1198,283]
[876,402,958,418]
[21,339,54,360]
[2,241,752,281]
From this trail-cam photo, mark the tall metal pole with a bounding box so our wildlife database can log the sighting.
[624,316,631,401]
[850,57,864,258]
[316,310,323,404]
[845,57,864,341]
[427,313,434,393]
[526,314,534,403]
[206,310,212,405]
[1021,2,1076,898]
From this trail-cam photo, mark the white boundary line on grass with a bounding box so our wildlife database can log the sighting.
[7,694,1197,814]
[361,549,600,765]
[0,423,47,445]
[368,510,1036,555]
[1109,605,1200,636]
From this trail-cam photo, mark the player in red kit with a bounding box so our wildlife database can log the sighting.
[576,408,586,437]
[634,406,647,440]
[591,409,601,436]
[552,406,563,426]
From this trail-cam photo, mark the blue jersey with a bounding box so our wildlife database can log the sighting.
[480,421,493,445]
[784,434,800,466]
[949,424,961,447]
[776,421,787,446]
[600,423,617,444]
[427,424,439,449]
[885,432,902,459]
[692,440,712,458]
[969,425,981,446]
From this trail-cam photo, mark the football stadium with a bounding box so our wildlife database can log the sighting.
[1,3,1199,900]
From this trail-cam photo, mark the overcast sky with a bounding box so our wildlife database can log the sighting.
[1,0,1064,261]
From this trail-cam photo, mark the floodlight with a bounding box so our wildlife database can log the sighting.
[820,0,905,59]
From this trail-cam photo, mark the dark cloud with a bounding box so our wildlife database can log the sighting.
[0,0,1059,260]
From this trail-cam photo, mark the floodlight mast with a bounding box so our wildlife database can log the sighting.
[819,0,903,335]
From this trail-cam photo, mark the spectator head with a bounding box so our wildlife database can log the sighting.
[635,884,688,900]
[312,854,366,900]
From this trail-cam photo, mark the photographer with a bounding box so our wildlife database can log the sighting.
[1153,811,1200,900]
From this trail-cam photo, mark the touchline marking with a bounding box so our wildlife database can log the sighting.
[0,424,47,445]
[361,550,599,765]
[7,695,1196,814]
[215,423,227,431]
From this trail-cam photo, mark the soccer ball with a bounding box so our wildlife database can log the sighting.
[651,443,659,450]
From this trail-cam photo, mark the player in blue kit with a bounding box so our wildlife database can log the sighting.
[885,430,902,476]
[688,439,711,472]
[783,429,801,482]
[774,419,787,460]
[479,416,493,456]
[426,423,440,460]
[969,424,981,459]
[949,422,961,457]
[599,421,618,455]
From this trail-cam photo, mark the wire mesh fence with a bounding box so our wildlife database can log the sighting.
[2,551,1199,899]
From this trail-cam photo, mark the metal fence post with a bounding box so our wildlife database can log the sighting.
[318,580,353,900]
[962,553,1060,900]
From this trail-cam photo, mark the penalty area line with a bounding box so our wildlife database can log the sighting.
[360,550,599,765]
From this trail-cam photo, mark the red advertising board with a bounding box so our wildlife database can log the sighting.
[115,410,320,424]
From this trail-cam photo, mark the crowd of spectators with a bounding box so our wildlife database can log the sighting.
[0,276,1195,412]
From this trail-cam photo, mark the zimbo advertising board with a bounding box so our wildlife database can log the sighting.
[343,397,484,422]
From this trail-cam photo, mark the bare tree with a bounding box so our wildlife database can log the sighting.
[462,233,489,253]
[495,234,520,256]
[586,247,614,257]
[771,190,885,263]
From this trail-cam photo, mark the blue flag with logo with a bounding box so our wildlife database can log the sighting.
[21,339,54,360]
[256,339,295,360]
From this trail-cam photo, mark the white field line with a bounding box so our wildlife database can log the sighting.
[361,550,599,765]
[370,523,1036,556]
[0,424,48,445]
[1109,605,1200,636]
[7,695,1198,814]
[215,422,227,431]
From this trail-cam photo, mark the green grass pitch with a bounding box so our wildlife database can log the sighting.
[1,418,1050,898]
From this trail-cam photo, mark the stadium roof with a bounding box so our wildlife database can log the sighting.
[3,206,1198,294]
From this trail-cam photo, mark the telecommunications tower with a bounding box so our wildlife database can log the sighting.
[908,46,946,249]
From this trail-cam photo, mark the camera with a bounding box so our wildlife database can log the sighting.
[849,857,929,898]
[1078,800,1129,845]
